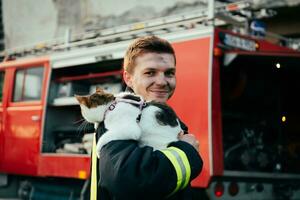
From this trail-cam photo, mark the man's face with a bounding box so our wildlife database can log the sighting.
[124,52,176,103]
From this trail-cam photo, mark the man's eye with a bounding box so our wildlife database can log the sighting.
[145,71,155,76]
[165,71,175,77]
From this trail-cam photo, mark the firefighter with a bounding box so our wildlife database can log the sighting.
[89,36,203,200]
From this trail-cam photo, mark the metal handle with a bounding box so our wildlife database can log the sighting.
[31,115,40,121]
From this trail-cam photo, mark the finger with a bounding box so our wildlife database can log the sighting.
[178,131,184,138]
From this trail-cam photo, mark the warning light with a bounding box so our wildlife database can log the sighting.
[228,182,239,196]
[78,170,87,179]
[214,182,224,197]
[214,47,223,57]
[282,116,286,122]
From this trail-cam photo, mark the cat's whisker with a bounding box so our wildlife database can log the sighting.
[82,121,89,133]
[76,120,94,137]
[74,119,86,137]
[77,120,87,136]
[73,118,85,124]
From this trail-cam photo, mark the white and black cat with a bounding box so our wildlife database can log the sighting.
[75,87,182,157]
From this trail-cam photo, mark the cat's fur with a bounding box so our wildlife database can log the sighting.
[75,87,182,157]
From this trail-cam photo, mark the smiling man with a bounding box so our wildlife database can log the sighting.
[124,52,176,103]
[89,36,203,200]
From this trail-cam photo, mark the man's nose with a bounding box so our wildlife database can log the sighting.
[155,73,167,85]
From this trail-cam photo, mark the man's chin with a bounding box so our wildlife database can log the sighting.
[148,95,169,103]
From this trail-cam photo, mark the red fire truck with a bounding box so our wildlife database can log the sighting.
[1,3,300,199]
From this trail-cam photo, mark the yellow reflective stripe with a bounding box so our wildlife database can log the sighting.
[168,147,191,189]
[90,133,97,200]
[160,146,191,197]
[160,149,182,197]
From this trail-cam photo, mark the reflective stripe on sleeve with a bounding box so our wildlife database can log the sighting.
[90,133,98,200]
[160,146,191,197]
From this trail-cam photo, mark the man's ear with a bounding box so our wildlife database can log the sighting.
[123,70,133,88]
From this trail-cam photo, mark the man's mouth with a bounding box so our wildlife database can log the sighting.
[150,90,169,94]
[149,90,170,99]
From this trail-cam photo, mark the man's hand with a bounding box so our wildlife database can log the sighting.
[178,131,199,152]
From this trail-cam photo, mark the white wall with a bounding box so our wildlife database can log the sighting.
[3,0,207,49]
[4,0,300,49]
[3,0,57,49]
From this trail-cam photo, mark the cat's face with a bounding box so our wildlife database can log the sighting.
[75,87,115,123]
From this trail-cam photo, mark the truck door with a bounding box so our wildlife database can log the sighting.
[0,70,5,169]
[2,61,49,176]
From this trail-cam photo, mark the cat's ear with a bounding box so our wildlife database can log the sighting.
[96,86,104,93]
[75,95,88,106]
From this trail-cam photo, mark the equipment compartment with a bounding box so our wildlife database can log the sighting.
[42,60,124,154]
[220,54,300,175]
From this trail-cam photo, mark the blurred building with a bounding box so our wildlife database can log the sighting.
[1,0,300,50]
[0,0,4,51]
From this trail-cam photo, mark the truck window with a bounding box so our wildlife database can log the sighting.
[13,67,44,102]
[0,71,4,102]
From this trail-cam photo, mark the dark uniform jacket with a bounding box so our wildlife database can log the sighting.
[90,120,203,200]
